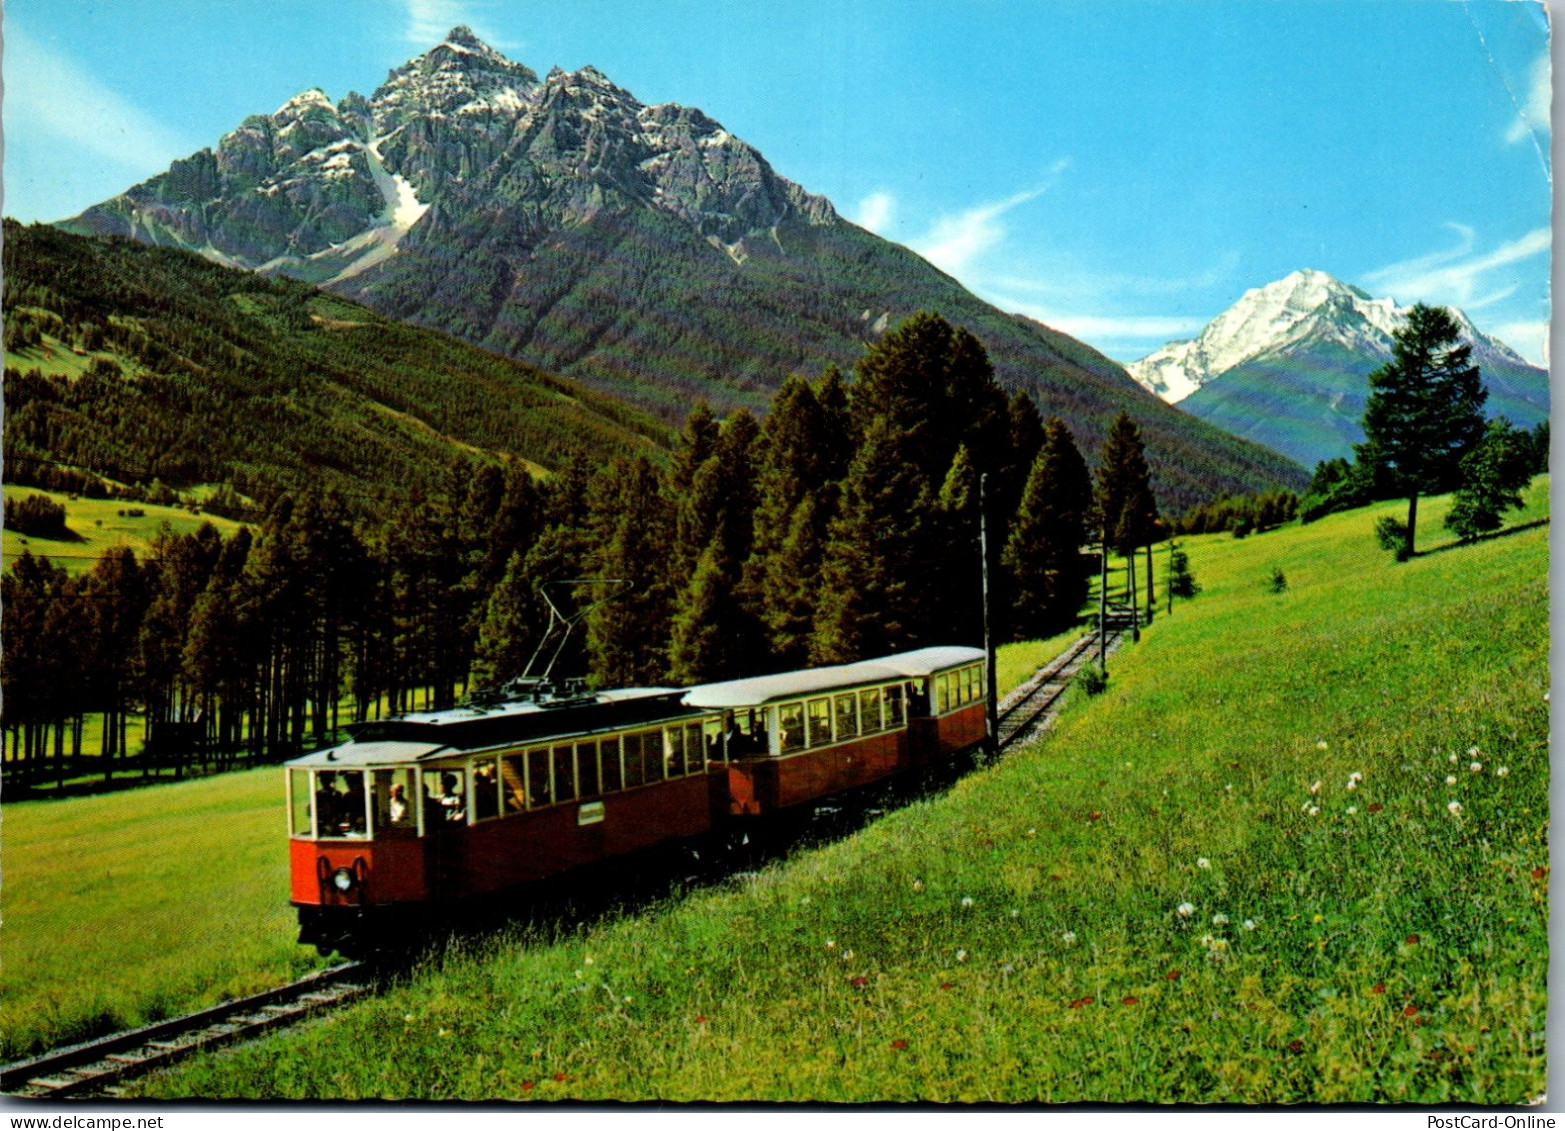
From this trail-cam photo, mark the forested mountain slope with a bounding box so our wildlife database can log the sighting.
[3,221,669,506]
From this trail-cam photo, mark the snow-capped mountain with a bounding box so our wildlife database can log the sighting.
[70,26,831,287]
[1124,269,1549,468]
[1126,269,1536,402]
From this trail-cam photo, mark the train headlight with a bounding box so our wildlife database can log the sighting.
[331,866,357,893]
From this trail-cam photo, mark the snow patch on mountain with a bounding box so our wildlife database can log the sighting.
[1126,268,1534,403]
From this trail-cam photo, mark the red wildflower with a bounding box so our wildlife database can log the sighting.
[554,1072,568,1082]
[1048,874,1063,882]
[521,1081,535,1091]
[1404,934,1420,946]
[1533,866,1548,880]
[1088,811,1103,821]
[1368,803,1383,813]
[1121,996,1139,1006]
[890,1039,908,1050]
[1286,1040,1304,1055]
[1081,995,1095,1005]
[1372,983,1386,995]
[1166,970,1181,981]
[940,982,954,991]
[1403,1004,1419,1018]
[851,976,868,988]
[695,1015,708,1024]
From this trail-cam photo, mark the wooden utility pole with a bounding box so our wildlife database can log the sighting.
[1144,538,1155,623]
[1127,539,1140,643]
[1098,527,1108,673]
[979,475,998,754]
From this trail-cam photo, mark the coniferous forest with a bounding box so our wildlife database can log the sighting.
[2,309,1154,785]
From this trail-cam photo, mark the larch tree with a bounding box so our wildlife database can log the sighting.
[1359,304,1487,557]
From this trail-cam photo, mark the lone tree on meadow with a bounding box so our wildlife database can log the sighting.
[1359,304,1487,557]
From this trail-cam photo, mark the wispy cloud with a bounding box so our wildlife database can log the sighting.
[1362,224,1551,310]
[852,192,896,235]
[1490,321,1549,367]
[403,0,521,51]
[986,251,1243,301]
[911,160,1071,276]
[4,26,194,175]
[986,293,1205,361]
[1505,54,1552,146]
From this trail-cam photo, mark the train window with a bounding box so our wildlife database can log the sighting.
[290,770,313,837]
[937,673,951,714]
[372,768,417,836]
[527,747,551,807]
[834,693,858,739]
[703,717,724,763]
[473,758,501,821]
[729,709,767,756]
[664,727,686,777]
[576,741,600,799]
[859,687,882,733]
[886,684,906,726]
[425,769,467,825]
[502,754,528,813]
[623,733,647,788]
[686,723,706,774]
[777,703,804,753]
[644,731,666,783]
[976,666,985,699]
[600,736,623,793]
[808,698,831,747]
[314,770,369,838]
[553,745,577,802]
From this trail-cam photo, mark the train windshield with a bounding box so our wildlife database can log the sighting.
[289,770,312,837]
[308,769,369,839]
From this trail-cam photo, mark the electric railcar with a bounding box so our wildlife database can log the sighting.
[286,646,986,951]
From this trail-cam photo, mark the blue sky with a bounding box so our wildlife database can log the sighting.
[4,0,1553,364]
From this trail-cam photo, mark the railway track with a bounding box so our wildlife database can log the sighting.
[995,614,1131,751]
[1,962,372,1099]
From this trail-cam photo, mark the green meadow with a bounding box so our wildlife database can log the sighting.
[121,480,1546,1102]
[2,485,246,577]
[0,768,326,1060]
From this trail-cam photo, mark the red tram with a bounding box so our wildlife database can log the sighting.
[286,646,986,952]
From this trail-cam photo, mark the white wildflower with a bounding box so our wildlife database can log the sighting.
[1308,806,1320,817]
[1317,741,1329,750]
[1225,783,1234,792]
[1448,801,1463,816]
[1197,857,1212,870]
[1243,919,1257,931]
[1496,766,1510,777]
[1009,908,1020,918]
[1346,780,1358,791]
[910,881,923,893]
[1309,780,1322,795]
[961,896,974,908]
[1060,930,1077,945]
[956,948,969,963]
[1468,746,1480,757]
[1346,806,1358,815]
[1449,753,1459,764]
[1349,771,1363,783]
[1446,775,1458,785]
[1212,913,1230,926]
[1470,761,1483,774]
[825,939,836,950]
[1176,902,1195,918]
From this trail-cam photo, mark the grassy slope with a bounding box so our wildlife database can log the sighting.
[130,481,1548,1102]
[0,767,324,1060]
[2,485,246,576]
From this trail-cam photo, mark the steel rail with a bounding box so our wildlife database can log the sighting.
[2,962,371,1098]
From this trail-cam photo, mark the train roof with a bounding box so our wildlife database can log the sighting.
[854,646,986,676]
[682,661,909,709]
[286,688,704,768]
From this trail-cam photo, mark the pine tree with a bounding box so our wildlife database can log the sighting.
[585,457,676,687]
[1004,418,1094,638]
[812,415,935,663]
[1445,418,1536,541]
[1360,304,1487,556]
